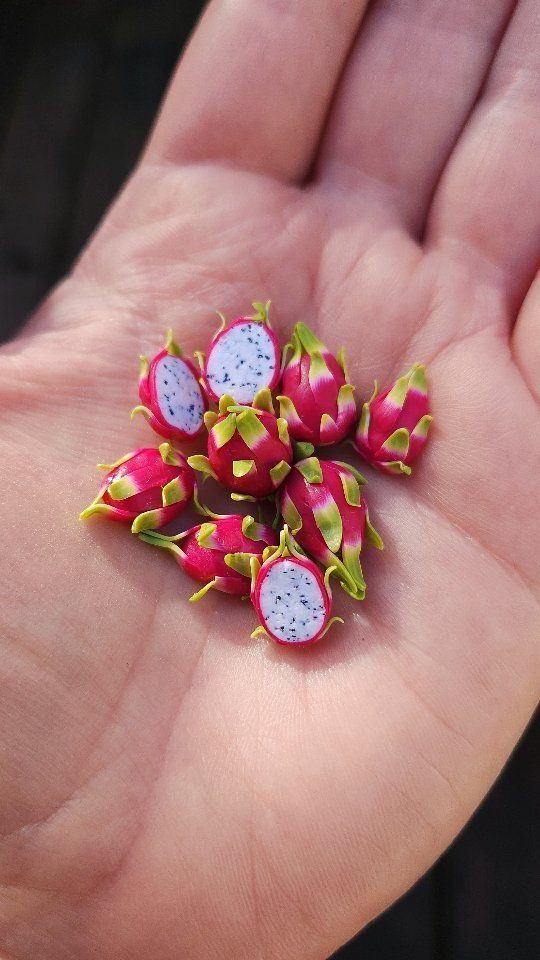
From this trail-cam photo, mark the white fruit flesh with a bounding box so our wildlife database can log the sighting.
[258,559,326,643]
[206,322,277,404]
[155,355,204,434]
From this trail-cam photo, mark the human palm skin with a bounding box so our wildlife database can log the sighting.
[0,1,539,957]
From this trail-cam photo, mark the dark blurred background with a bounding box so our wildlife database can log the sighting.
[0,2,538,958]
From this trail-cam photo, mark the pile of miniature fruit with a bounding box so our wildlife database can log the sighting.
[81,302,432,646]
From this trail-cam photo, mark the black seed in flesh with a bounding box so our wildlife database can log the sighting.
[206,322,276,404]
[258,560,326,643]
[155,356,204,434]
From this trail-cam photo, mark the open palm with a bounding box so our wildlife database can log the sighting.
[1,2,539,958]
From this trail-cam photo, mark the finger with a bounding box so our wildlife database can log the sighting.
[427,0,540,300]
[146,0,369,183]
[513,271,540,401]
[316,0,515,232]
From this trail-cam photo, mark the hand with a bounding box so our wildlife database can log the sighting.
[1,2,538,957]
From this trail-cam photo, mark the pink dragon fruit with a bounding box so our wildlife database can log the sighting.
[277,322,356,446]
[250,526,343,646]
[131,329,207,441]
[354,364,432,475]
[279,457,383,600]
[200,301,281,405]
[188,392,292,499]
[138,507,278,601]
[79,443,194,533]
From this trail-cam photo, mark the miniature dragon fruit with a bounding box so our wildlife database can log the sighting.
[199,301,281,405]
[79,443,194,533]
[250,526,343,646]
[188,392,292,499]
[277,322,356,446]
[279,457,382,600]
[354,364,432,475]
[138,506,278,601]
[131,329,207,441]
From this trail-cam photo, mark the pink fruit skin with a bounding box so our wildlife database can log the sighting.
[176,517,277,596]
[280,460,366,565]
[251,555,331,646]
[203,316,281,405]
[139,347,207,441]
[91,448,194,525]
[281,350,356,445]
[364,386,427,460]
[208,411,292,497]
[354,366,432,474]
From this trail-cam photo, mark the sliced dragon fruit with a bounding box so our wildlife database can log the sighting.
[132,330,207,441]
[250,527,343,646]
[201,301,281,405]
